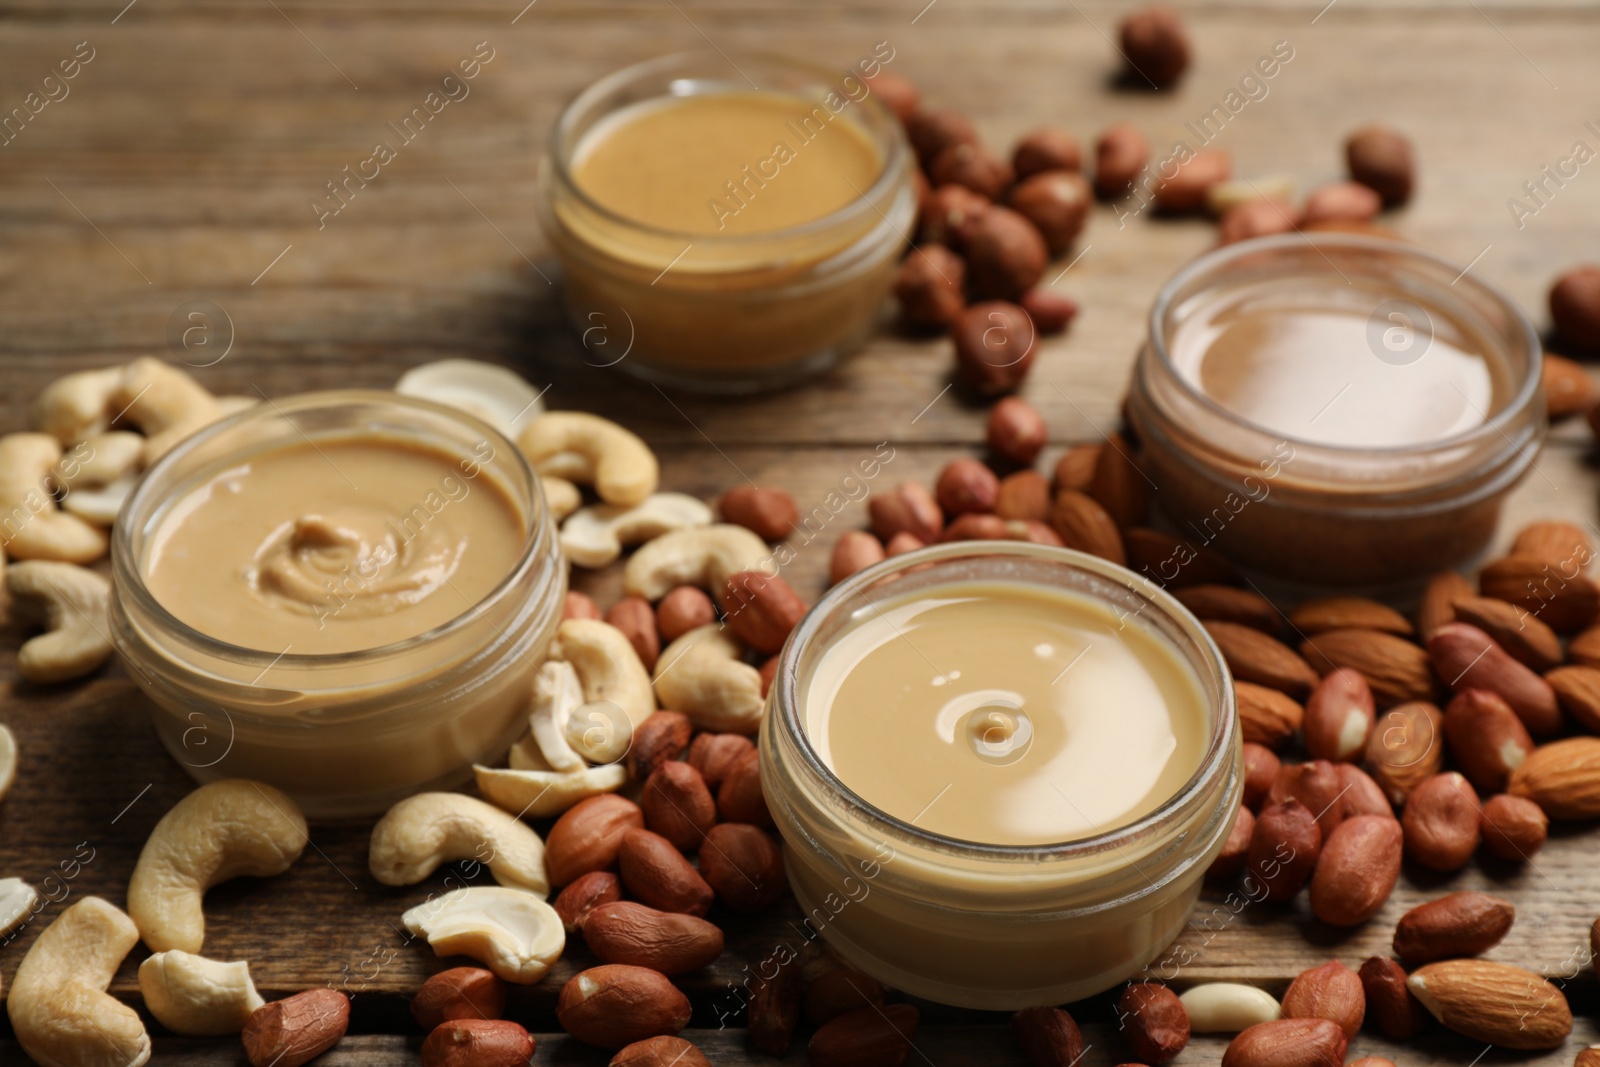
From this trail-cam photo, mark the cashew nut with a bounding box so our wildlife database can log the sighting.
[475,760,628,819]
[529,660,586,772]
[54,431,145,527]
[0,434,110,562]
[549,619,656,731]
[128,779,308,953]
[565,700,633,765]
[7,561,113,683]
[542,475,581,523]
[7,896,152,1067]
[518,412,658,506]
[561,493,713,569]
[1179,983,1282,1033]
[395,359,546,437]
[112,357,222,464]
[369,792,548,896]
[654,624,765,734]
[402,886,564,984]
[0,723,14,802]
[0,877,38,938]
[31,366,124,444]
[623,524,773,601]
[138,951,264,1035]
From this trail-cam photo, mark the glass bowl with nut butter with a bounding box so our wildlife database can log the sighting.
[1126,232,1545,588]
[762,542,1240,1009]
[538,49,916,392]
[109,391,565,818]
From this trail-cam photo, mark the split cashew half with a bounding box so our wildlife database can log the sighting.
[56,431,145,527]
[550,619,656,731]
[529,660,586,772]
[654,624,765,734]
[561,493,713,569]
[0,877,38,939]
[0,434,110,562]
[112,358,222,464]
[623,524,773,601]
[7,896,152,1067]
[518,412,658,506]
[31,366,124,444]
[541,475,581,523]
[128,779,308,953]
[395,359,546,437]
[369,792,549,896]
[401,886,565,985]
[138,951,264,1035]
[476,760,628,819]
[7,561,113,683]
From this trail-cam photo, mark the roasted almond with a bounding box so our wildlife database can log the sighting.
[1117,981,1189,1064]
[1443,689,1534,793]
[1235,682,1303,750]
[1049,489,1126,563]
[420,1019,534,1067]
[995,469,1051,522]
[698,822,785,913]
[617,828,713,916]
[1568,623,1600,668]
[1012,1005,1084,1067]
[1546,664,1600,732]
[626,711,692,782]
[1479,555,1600,633]
[1209,622,1319,697]
[1451,596,1562,672]
[1245,800,1321,903]
[1308,815,1401,927]
[611,1036,713,1067]
[1280,960,1364,1039]
[557,965,692,1051]
[411,967,508,1032]
[1303,668,1376,762]
[1416,571,1471,641]
[804,968,888,1026]
[1052,443,1101,493]
[1511,518,1595,567]
[242,990,351,1067]
[1392,891,1514,964]
[1175,584,1279,633]
[1428,623,1562,737]
[1407,960,1571,1049]
[583,900,724,976]
[1365,700,1444,805]
[1479,793,1548,861]
[1220,1018,1346,1067]
[1300,629,1435,707]
[1507,736,1600,819]
[545,794,645,888]
[1358,957,1427,1040]
[641,760,717,852]
[1401,772,1481,872]
[553,870,623,934]
[1290,597,1412,637]
[807,1003,919,1067]
[1123,527,1240,588]
[1088,432,1149,529]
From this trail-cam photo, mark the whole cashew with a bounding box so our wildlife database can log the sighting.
[0,876,38,939]
[30,366,124,444]
[369,792,548,896]
[0,434,110,563]
[623,524,773,601]
[7,896,152,1067]
[654,624,765,734]
[138,951,265,1035]
[541,475,581,523]
[549,619,655,731]
[475,762,628,819]
[561,493,713,568]
[395,359,547,437]
[518,412,658,506]
[7,561,113,683]
[112,357,222,464]
[401,886,565,984]
[529,660,586,773]
[128,779,308,953]
[54,431,144,528]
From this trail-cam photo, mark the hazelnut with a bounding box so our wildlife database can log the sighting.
[987,396,1048,466]
[917,183,990,247]
[994,470,1051,522]
[1301,181,1381,226]
[1013,126,1082,179]
[905,108,978,167]
[930,142,1014,200]
[952,300,1038,394]
[935,457,1001,515]
[656,586,715,642]
[1154,148,1231,213]
[1009,171,1092,255]
[1118,5,1191,89]
[963,206,1048,300]
[893,245,966,329]
[863,70,919,122]
[1345,124,1414,206]
[1218,198,1297,244]
[829,530,885,584]
[1551,265,1600,349]
[867,481,943,543]
[1019,289,1078,334]
[1094,123,1151,199]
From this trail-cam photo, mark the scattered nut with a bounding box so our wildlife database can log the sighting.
[394,359,545,438]
[1119,4,1191,88]
[931,142,1014,200]
[1442,689,1532,793]
[1009,171,1091,255]
[1407,959,1571,1049]
[1118,981,1189,1064]
[241,989,349,1067]
[553,870,623,934]
[1221,1018,1347,1067]
[618,827,714,916]
[1303,668,1376,762]
[420,1019,535,1067]
[1246,799,1321,902]
[1345,124,1415,206]
[369,792,549,895]
[808,1003,919,1067]
[1019,289,1078,334]
[561,493,713,569]
[699,822,785,912]
[1014,128,1082,179]
[519,411,659,506]
[1095,123,1152,199]
[995,469,1051,522]
[719,486,799,542]
[653,624,765,734]
[1180,983,1281,1033]
[935,458,1000,515]
[1155,148,1231,213]
[689,732,756,790]
[557,965,692,1050]
[720,570,808,654]
[1308,815,1401,927]
[625,524,773,602]
[1280,960,1364,1039]
[1219,198,1297,244]
[564,591,602,621]
[748,955,803,1055]
[1358,956,1426,1041]
[401,887,565,984]
[113,358,223,464]
[657,585,715,640]
[1402,772,1481,871]
[830,530,887,584]
[7,560,113,683]
[627,711,691,782]
[906,109,978,167]
[0,434,109,563]
[1393,891,1514,964]
[869,481,944,543]
[611,1035,713,1067]
[583,900,723,976]
[918,183,990,247]
[1478,792,1548,861]
[1552,265,1600,349]
[1300,182,1381,226]
[139,950,265,1036]
[988,396,1048,465]
[717,747,772,827]
[964,207,1048,300]
[411,967,508,1032]
[953,301,1038,394]
[544,794,644,887]
[641,760,717,852]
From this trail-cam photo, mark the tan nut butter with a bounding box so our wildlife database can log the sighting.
[805,581,1207,846]
[145,437,523,655]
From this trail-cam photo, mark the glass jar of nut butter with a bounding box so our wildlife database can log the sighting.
[762,542,1241,1008]
[1126,233,1545,587]
[538,50,916,392]
[110,392,564,818]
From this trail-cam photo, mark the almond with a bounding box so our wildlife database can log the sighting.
[829,531,886,585]
[1443,689,1533,793]
[698,822,785,912]
[688,732,756,790]
[1479,555,1600,633]
[1280,960,1364,1038]
[1511,518,1595,566]
[410,967,508,1031]
[1208,804,1254,879]
[807,1003,919,1067]
[1235,682,1303,750]
[1220,1018,1346,1067]
[1175,584,1280,633]
[717,747,772,827]
[1407,960,1571,1049]
[747,953,802,1055]
[1088,432,1149,528]
[1479,793,1548,861]
[1012,1005,1084,1067]
[611,1036,714,1067]
[868,482,943,543]
[1303,668,1376,762]
[1579,1048,1600,1067]
[242,990,351,1067]
[641,760,717,852]
[1364,700,1444,805]
[558,965,693,1050]
[1546,664,1600,732]
[1124,527,1240,588]
[1048,489,1125,563]
[1401,772,1480,871]
[617,828,713,916]
[1209,622,1319,697]
[1300,629,1435,706]
[1508,735,1600,819]
[1392,891,1514,964]
[420,1020,534,1067]
[1451,595,1562,672]
[720,570,808,655]
[1241,742,1280,810]
[545,794,645,888]
[553,870,623,933]
[804,968,888,1026]
[1568,623,1600,668]
[626,712,692,782]
[719,486,799,542]
[1051,443,1100,493]
[1357,957,1427,1040]
[1245,800,1321,903]
[995,470,1051,522]
[656,585,716,641]
[1117,981,1189,1064]
[1428,623,1562,736]
[583,900,724,976]
[1308,815,1401,927]
[1290,597,1412,637]
[1417,571,1471,641]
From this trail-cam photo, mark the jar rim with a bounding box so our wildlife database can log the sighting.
[1145,232,1544,458]
[771,541,1238,862]
[111,388,549,669]
[545,49,912,246]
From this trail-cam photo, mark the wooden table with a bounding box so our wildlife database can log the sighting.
[3,0,1600,1062]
